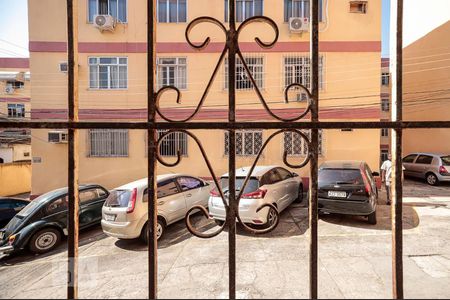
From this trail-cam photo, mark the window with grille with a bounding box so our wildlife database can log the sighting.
[284,130,323,156]
[381,128,389,137]
[224,56,264,90]
[224,0,263,22]
[7,104,25,118]
[157,130,188,157]
[89,57,128,89]
[381,99,390,112]
[88,0,127,23]
[158,0,187,23]
[224,131,263,156]
[157,57,187,89]
[381,72,390,86]
[284,0,323,22]
[88,129,129,157]
[284,55,324,93]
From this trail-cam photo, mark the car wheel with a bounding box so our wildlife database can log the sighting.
[295,184,304,203]
[214,219,225,226]
[141,218,165,244]
[265,207,279,228]
[29,228,61,254]
[368,210,377,225]
[426,173,439,186]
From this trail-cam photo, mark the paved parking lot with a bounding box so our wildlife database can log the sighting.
[1,179,449,299]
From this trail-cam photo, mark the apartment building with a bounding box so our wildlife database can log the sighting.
[28,0,382,196]
[380,57,390,163]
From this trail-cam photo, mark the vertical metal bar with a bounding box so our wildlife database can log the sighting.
[309,0,319,298]
[67,0,79,299]
[391,0,404,298]
[227,0,236,299]
[147,0,158,298]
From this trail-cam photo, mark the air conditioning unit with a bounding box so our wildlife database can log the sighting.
[94,15,116,32]
[289,17,309,33]
[48,131,68,143]
[5,84,15,94]
[59,62,68,73]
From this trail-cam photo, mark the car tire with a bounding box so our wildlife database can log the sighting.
[426,173,439,186]
[214,219,225,226]
[367,210,377,225]
[140,218,165,244]
[265,206,279,228]
[29,228,61,254]
[295,184,304,203]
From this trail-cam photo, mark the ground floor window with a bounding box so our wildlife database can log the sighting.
[88,129,129,157]
[157,130,188,157]
[380,149,389,164]
[284,130,323,156]
[224,130,263,156]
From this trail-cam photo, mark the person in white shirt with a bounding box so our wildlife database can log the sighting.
[380,154,405,205]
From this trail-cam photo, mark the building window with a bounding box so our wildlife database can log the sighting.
[6,81,24,89]
[225,56,264,90]
[381,128,389,137]
[284,55,324,93]
[284,130,323,156]
[381,150,389,164]
[157,130,188,157]
[88,129,129,157]
[88,0,127,23]
[349,1,367,14]
[158,0,187,23]
[224,131,263,156]
[284,0,323,22]
[381,72,390,86]
[157,57,187,89]
[89,57,127,89]
[225,0,263,22]
[7,104,25,118]
[381,99,390,112]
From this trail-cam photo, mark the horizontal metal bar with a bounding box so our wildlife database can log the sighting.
[1,121,450,130]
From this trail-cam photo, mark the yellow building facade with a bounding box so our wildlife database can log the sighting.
[28,0,382,196]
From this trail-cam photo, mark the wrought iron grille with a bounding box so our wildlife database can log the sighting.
[1,0,450,299]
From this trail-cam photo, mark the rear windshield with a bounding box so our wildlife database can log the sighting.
[104,190,132,208]
[220,177,260,194]
[319,169,363,186]
[441,156,450,166]
[16,201,40,218]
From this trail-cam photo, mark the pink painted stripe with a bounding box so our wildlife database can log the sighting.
[0,58,29,69]
[381,58,390,68]
[29,41,381,53]
[0,97,30,103]
[380,144,389,149]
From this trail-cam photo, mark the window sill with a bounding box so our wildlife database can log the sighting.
[87,88,128,91]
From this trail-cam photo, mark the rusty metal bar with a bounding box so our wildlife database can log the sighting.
[67,0,79,299]
[309,0,320,298]
[147,0,158,298]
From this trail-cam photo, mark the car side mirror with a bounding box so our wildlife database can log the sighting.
[372,172,380,177]
[292,172,299,177]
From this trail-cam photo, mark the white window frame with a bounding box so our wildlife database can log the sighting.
[381,72,390,86]
[7,103,25,118]
[88,129,129,157]
[157,0,188,23]
[156,57,187,90]
[87,0,128,23]
[381,128,389,137]
[284,130,323,156]
[224,55,264,90]
[156,130,188,157]
[380,149,389,164]
[89,57,128,90]
[381,99,390,112]
[284,0,323,22]
[283,54,324,91]
[225,0,264,22]
[224,131,263,156]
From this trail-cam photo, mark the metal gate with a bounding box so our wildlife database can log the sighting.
[1,0,450,299]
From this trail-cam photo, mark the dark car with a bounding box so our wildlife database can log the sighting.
[317,161,378,224]
[0,184,109,256]
[0,198,30,228]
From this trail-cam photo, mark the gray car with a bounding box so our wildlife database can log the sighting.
[402,153,450,185]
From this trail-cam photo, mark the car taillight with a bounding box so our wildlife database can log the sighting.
[439,166,448,175]
[360,169,371,196]
[210,189,220,196]
[242,189,267,199]
[126,188,137,214]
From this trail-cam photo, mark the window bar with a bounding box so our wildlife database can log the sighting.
[147,0,158,299]
[67,0,80,299]
[391,0,404,298]
[309,0,319,298]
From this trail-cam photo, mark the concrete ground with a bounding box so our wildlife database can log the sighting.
[0,179,449,299]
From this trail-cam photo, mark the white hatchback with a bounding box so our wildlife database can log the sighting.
[208,166,304,227]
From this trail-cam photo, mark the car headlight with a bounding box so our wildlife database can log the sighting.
[8,234,18,246]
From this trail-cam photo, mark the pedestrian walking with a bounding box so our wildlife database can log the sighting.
[381,154,405,205]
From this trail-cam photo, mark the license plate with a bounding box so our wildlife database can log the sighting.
[105,214,116,221]
[328,191,347,198]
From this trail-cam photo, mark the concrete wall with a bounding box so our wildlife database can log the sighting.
[0,162,32,196]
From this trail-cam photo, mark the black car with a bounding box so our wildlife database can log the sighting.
[317,161,378,224]
[0,184,109,255]
[0,198,30,228]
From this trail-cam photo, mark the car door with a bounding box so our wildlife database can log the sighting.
[414,155,434,178]
[155,179,187,223]
[79,187,109,228]
[262,169,287,210]
[276,168,298,205]
[402,154,418,177]
[44,195,69,230]
[176,176,210,210]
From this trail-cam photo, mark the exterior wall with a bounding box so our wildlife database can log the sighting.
[28,0,382,195]
[0,162,32,196]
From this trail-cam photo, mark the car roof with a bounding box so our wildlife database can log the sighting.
[221,165,279,178]
[407,152,448,157]
[319,160,365,169]
[113,174,199,190]
[33,184,105,204]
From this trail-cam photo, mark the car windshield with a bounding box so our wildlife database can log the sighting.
[441,156,450,166]
[219,177,260,194]
[104,190,132,207]
[319,168,363,186]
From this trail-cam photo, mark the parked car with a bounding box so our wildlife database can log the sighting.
[0,184,109,255]
[402,153,450,186]
[317,161,378,224]
[208,166,304,227]
[101,175,212,242]
[0,198,30,228]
